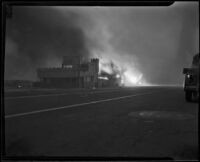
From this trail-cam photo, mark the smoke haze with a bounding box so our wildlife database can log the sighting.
[5,2,199,85]
[5,6,90,80]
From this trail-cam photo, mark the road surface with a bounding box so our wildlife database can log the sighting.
[4,86,198,160]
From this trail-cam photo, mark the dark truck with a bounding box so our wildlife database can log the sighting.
[183,53,199,102]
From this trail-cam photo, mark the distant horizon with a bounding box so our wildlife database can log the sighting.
[4,79,184,87]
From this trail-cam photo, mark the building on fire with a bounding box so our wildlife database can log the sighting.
[98,71,122,87]
[36,56,122,88]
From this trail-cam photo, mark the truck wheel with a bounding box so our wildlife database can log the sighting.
[185,91,192,102]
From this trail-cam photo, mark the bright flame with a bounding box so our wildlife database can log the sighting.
[98,59,113,74]
[90,49,147,87]
[116,74,120,78]
[98,57,144,86]
[98,76,109,80]
[123,71,143,86]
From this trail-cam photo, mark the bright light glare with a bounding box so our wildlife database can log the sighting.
[99,59,113,74]
[116,74,120,78]
[98,76,109,80]
[97,56,145,86]
[186,74,190,78]
[123,71,143,86]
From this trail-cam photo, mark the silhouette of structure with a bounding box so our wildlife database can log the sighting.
[37,56,99,88]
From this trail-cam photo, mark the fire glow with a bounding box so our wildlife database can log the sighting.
[98,76,109,80]
[87,21,147,87]
[123,70,143,86]
[98,57,145,86]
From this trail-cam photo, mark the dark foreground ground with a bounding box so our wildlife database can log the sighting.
[3,86,199,160]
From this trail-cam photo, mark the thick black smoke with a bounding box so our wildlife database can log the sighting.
[5,7,89,80]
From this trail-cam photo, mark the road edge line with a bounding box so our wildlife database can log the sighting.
[5,91,158,119]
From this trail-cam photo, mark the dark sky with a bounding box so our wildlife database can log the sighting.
[5,2,199,85]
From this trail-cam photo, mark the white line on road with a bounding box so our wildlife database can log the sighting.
[5,91,158,119]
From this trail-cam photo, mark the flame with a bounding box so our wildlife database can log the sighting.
[98,76,109,80]
[90,46,147,86]
[116,74,120,78]
[98,57,144,86]
[99,59,113,74]
[123,70,143,86]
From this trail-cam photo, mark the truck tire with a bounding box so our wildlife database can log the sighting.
[185,91,192,102]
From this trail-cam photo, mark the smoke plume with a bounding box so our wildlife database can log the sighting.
[5,6,90,80]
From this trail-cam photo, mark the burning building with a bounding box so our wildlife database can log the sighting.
[36,56,124,88]
[98,71,123,88]
[37,56,99,88]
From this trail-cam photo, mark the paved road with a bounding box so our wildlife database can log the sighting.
[4,86,198,160]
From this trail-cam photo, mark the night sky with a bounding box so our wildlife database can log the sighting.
[5,2,199,85]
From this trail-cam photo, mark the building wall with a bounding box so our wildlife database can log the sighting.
[37,58,99,88]
[37,68,79,78]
